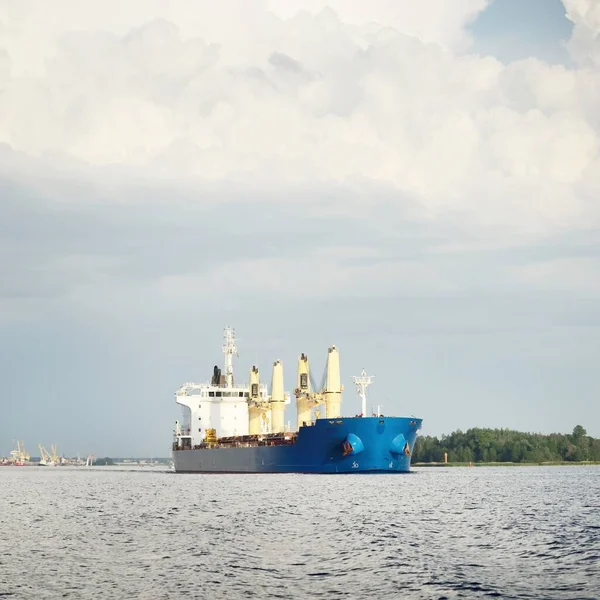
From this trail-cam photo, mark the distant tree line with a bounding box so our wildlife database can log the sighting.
[412,425,600,463]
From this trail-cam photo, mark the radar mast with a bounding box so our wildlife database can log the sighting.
[351,369,374,417]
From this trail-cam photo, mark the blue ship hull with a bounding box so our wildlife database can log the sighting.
[173,416,422,473]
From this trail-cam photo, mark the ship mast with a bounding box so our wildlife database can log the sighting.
[351,369,374,417]
[222,326,238,388]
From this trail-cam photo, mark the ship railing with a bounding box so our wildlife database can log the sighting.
[178,381,268,390]
[174,431,299,451]
[174,429,192,438]
[176,382,270,397]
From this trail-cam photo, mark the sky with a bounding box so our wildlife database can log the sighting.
[1,0,599,457]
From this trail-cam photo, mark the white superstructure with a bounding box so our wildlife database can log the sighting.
[174,327,290,448]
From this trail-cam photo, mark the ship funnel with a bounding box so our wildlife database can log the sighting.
[324,345,343,418]
[248,365,263,435]
[270,360,285,433]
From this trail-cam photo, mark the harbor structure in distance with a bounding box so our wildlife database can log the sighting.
[0,442,92,467]
[172,327,422,473]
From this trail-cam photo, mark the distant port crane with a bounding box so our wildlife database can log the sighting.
[51,445,60,464]
[38,445,56,466]
[10,441,29,465]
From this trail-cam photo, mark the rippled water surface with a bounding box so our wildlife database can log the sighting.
[1,466,599,599]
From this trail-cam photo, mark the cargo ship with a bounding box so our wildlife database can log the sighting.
[172,327,422,473]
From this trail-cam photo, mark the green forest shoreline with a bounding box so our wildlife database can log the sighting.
[412,425,600,464]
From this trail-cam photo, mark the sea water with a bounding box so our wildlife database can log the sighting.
[1,466,599,599]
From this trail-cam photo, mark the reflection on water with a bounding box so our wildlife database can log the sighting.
[1,466,599,599]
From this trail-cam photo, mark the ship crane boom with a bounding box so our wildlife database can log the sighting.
[222,326,238,387]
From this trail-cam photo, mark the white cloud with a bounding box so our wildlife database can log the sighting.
[266,0,491,51]
[564,0,600,67]
[0,0,599,309]
[0,0,489,82]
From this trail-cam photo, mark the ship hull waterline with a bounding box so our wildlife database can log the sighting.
[173,416,422,474]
